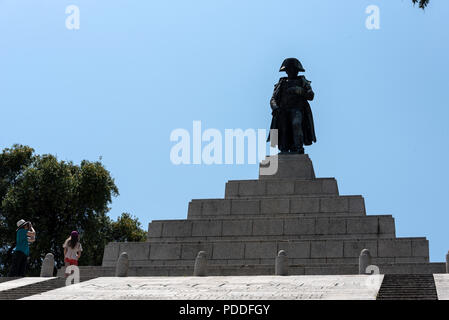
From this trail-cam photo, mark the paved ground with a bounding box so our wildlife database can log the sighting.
[0,274,445,300]
[21,275,384,300]
[434,274,449,300]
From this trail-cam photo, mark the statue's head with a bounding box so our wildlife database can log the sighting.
[279,58,305,76]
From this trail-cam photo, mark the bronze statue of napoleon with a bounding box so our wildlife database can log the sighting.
[267,58,316,154]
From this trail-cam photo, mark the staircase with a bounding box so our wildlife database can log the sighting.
[377,274,438,300]
[0,277,96,300]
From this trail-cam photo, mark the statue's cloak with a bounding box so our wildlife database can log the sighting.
[267,77,317,146]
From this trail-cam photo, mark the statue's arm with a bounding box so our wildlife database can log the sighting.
[270,81,282,111]
[303,78,314,101]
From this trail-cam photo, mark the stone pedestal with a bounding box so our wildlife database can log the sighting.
[259,154,315,180]
[194,251,208,276]
[98,154,444,276]
[275,250,288,276]
[40,253,54,277]
[446,252,449,273]
[115,252,129,277]
[359,249,372,275]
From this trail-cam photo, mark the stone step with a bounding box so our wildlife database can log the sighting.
[147,215,396,241]
[148,233,398,242]
[377,274,439,300]
[225,178,339,198]
[187,212,369,220]
[106,256,430,267]
[0,277,96,300]
[188,195,366,219]
[102,237,430,267]
[0,277,21,284]
[64,262,445,277]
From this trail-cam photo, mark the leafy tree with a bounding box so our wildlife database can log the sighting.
[110,212,147,242]
[0,145,36,273]
[0,145,146,276]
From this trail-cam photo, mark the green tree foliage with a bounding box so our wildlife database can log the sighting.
[0,145,146,276]
[0,145,36,271]
[110,213,147,242]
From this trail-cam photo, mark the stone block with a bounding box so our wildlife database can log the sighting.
[378,239,412,257]
[325,258,351,264]
[162,221,192,237]
[290,198,320,213]
[410,263,446,274]
[283,218,315,235]
[181,243,213,260]
[380,264,413,274]
[395,257,428,263]
[225,181,239,198]
[321,179,339,194]
[260,199,289,214]
[266,181,294,196]
[259,258,276,265]
[294,180,321,194]
[378,216,396,235]
[346,217,378,234]
[202,200,231,216]
[311,240,343,258]
[222,219,252,236]
[147,221,163,238]
[102,242,120,263]
[343,240,378,257]
[192,220,222,237]
[149,243,181,260]
[119,242,150,261]
[187,201,202,217]
[278,241,311,258]
[252,219,283,236]
[238,181,265,197]
[259,154,315,180]
[411,239,429,257]
[320,198,348,213]
[212,242,245,259]
[349,197,365,214]
[208,259,228,265]
[315,218,346,235]
[244,242,277,259]
[292,258,325,264]
[372,257,395,264]
[227,259,256,265]
[231,200,259,215]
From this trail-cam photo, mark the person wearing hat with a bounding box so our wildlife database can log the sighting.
[267,57,316,154]
[63,231,82,276]
[8,219,35,277]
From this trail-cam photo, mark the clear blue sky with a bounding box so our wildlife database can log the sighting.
[0,0,448,262]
